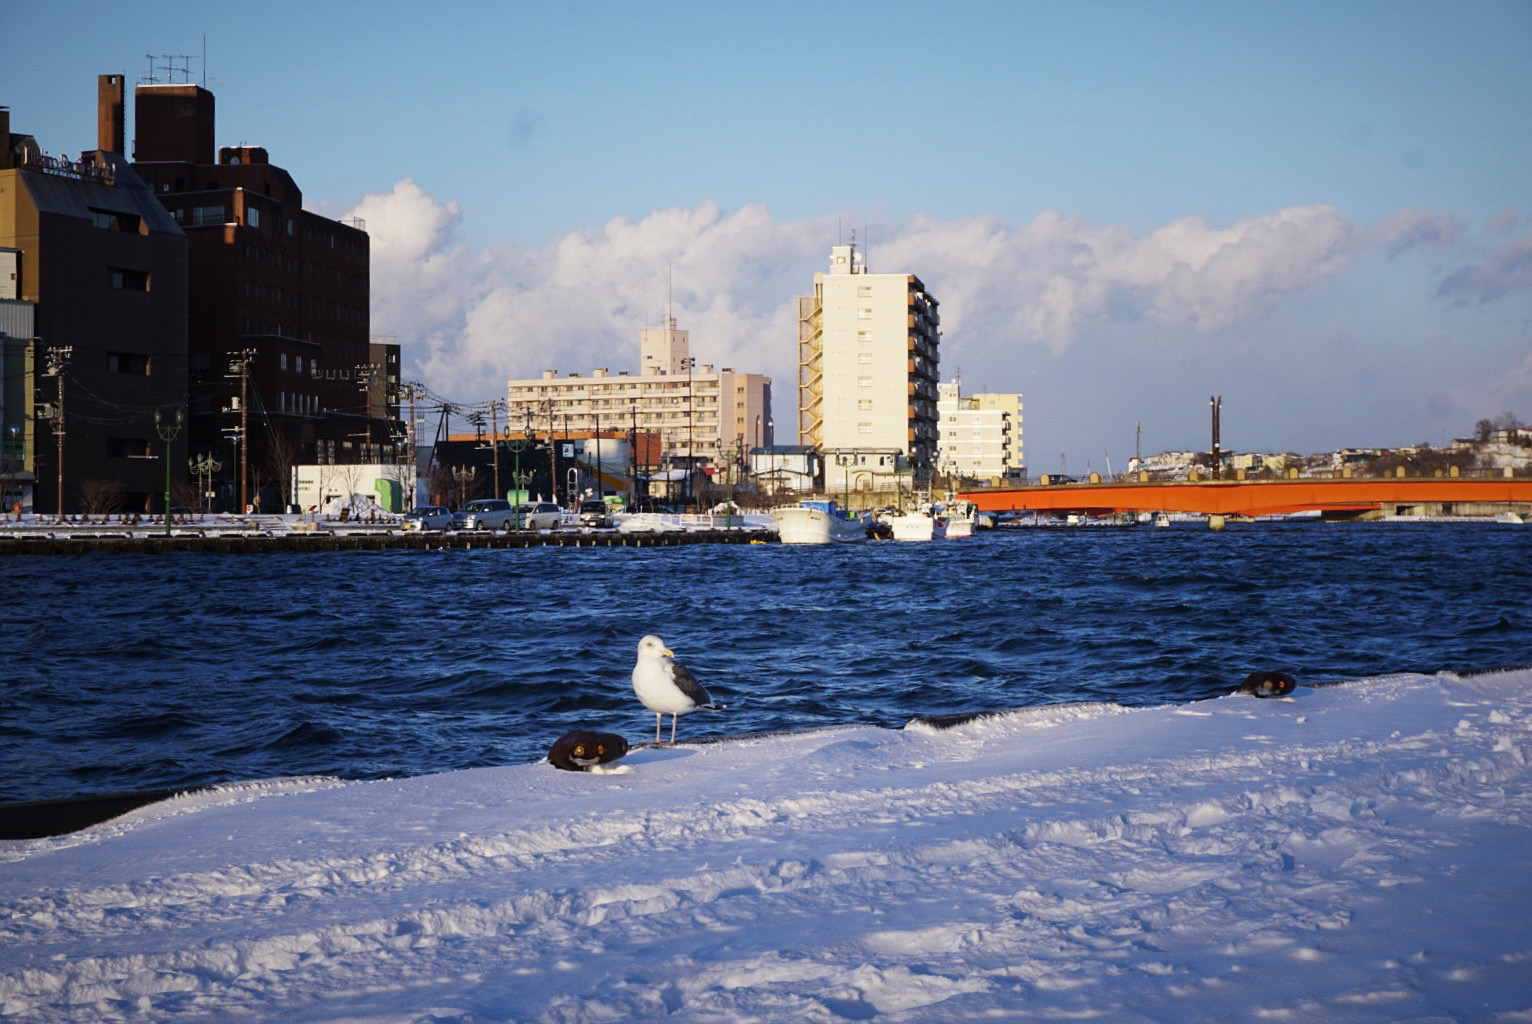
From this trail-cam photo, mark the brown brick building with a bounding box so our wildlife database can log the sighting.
[131,80,398,512]
[0,77,189,514]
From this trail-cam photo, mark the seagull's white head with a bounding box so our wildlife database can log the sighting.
[637,634,673,658]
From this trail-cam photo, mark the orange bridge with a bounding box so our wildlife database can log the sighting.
[957,477,1532,518]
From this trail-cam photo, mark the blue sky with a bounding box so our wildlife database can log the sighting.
[8,1,1530,469]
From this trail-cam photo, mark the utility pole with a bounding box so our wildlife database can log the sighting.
[42,344,71,513]
[489,399,501,500]
[226,350,255,512]
[547,400,557,504]
[685,353,695,509]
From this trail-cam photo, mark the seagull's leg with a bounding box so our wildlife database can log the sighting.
[670,714,678,744]
[655,712,662,744]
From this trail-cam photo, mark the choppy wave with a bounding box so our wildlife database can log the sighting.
[2,522,1528,805]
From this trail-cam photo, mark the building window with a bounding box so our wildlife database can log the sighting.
[106,437,152,459]
[857,376,873,388]
[857,352,873,364]
[857,331,872,342]
[857,399,873,411]
[858,422,873,434]
[247,207,260,228]
[190,205,224,226]
[107,352,151,375]
[280,353,288,371]
[857,286,873,297]
[857,308,873,320]
[109,268,150,291]
[90,208,141,233]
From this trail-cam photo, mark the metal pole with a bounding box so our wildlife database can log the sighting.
[490,401,501,500]
[155,408,183,536]
[548,402,557,504]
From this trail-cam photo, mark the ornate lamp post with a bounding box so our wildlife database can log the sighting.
[154,408,183,536]
[504,427,532,530]
[451,465,476,507]
[189,452,222,512]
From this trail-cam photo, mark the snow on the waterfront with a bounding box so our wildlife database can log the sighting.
[3,669,1531,1022]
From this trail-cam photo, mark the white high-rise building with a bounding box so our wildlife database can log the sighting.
[797,243,940,494]
[937,380,1025,483]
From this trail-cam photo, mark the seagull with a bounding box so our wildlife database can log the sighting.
[632,634,724,743]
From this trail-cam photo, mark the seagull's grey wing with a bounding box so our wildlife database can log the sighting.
[668,659,713,705]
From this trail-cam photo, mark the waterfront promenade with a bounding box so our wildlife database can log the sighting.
[0,512,772,554]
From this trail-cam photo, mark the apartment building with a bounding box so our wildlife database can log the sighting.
[936,380,1024,483]
[798,243,940,493]
[505,318,771,494]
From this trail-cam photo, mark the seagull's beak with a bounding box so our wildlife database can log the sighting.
[663,646,675,657]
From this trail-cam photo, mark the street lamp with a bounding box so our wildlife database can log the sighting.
[834,451,856,514]
[767,417,775,498]
[2,425,18,517]
[451,465,477,507]
[189,452,222,512]
[154,408,184,536]
[505,428,532,530]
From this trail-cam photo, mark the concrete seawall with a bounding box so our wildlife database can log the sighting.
[0,529,770,556]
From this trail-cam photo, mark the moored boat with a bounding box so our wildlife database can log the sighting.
[943,500,977,539]
[769,499,868,544]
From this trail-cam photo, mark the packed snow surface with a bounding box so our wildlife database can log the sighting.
[3,669,1531,1022]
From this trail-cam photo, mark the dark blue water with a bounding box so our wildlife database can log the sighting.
[3,522,1528,805]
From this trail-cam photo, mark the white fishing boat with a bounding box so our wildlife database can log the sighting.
[769,499,867,544]
[888,511,936,541]
[943,501,977,539]
[1154,512,1171,527]
[884,502,949,541]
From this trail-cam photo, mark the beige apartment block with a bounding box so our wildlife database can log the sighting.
[798,243,940,491]
[506,317,770,474]
[937,380,1024,483]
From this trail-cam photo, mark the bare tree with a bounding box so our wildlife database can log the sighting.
[78,478,125,515]
[171,479,202,508]
[265,429,304,510]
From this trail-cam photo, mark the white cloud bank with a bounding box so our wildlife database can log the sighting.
[350,182,1525,408]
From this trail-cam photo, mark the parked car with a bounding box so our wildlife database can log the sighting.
[401,505,453,531]
[454,498,515,530]
[578,499,612,528]
[515,501,565,530]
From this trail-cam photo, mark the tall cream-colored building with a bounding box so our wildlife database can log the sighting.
[505,317,771,478]
[937,380,1024,483]
[798,243,940,491]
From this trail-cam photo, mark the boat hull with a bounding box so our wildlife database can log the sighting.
[888,512,938,542]
[769,505,866,544]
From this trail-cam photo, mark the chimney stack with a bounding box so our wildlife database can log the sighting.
[97,74,125,154]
